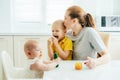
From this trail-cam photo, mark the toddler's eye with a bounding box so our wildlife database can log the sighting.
[52,30,54,32]
[56,30,59,32]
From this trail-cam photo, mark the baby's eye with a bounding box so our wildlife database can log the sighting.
[40,50,42,53]
[36,50,40,51]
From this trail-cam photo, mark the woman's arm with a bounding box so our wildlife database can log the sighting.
[95,50,111,66]
[84,50,111,69]
[84,29,111,69]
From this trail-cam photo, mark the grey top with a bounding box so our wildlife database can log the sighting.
[66,27,106,60]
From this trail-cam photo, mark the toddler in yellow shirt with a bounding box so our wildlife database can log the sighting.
[48,20,73,60]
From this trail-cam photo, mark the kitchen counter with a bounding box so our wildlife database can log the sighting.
[43,60,120,80]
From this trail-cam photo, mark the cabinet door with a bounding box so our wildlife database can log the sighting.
[0,36,13,80]
[14,35,50,67]
[109,35,120,60]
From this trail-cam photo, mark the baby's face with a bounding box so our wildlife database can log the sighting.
[30,47,42,58]
[52,25,66,41]
[25,44,42,59]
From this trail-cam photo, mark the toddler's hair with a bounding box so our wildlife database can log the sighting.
[52,20,66,30]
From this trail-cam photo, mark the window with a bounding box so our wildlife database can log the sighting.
[11,0,74,33]
[11,0,44,33]
[46,0,74,24]
[97,15,120,31]
[14,0,42,22]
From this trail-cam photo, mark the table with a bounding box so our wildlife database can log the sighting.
[43,60,120,80]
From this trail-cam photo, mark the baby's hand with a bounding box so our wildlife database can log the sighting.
[53,57,61,63]
[52,58,61,68]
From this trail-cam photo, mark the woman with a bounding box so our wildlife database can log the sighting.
[64,5,111,69]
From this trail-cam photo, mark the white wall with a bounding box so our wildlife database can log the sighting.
[0,0,11,33]
[0,0,120,33]
[113,0,120,15]
[74,0,97,17]
[96,0,113,15]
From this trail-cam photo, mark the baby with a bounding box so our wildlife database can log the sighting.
[48,20,73,60]
[24,40,59,78]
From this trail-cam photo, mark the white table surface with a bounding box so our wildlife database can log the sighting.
[43,60,120,80]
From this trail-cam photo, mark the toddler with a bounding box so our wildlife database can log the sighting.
[48,20,73,60]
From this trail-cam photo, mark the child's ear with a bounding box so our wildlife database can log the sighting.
[27,51,31,55]
[64,29,67,33]
[28,52,31,55]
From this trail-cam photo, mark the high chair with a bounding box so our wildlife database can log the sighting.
[1,51,42,80]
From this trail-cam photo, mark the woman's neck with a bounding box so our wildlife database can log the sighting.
[72,24,83,36]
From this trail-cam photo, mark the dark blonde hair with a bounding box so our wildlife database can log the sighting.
[67,5,96,28]
[52,20,66,30]
[24,40,39,52]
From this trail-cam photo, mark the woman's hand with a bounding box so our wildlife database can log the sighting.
[84,57,96,69]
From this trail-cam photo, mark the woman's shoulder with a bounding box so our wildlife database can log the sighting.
[84,27,96,32]
[84,27,97,34]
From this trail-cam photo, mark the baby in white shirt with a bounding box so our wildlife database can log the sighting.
[24,40,59,78]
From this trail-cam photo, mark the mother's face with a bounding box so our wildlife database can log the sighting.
[64,11,73,30]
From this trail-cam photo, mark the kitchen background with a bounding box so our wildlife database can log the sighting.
[0,0,120,33]
[0,0,120,80]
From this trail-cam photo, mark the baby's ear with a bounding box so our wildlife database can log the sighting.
[25,50,31,55]
[27,51,31,55]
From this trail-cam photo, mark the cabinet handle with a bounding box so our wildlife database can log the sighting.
[0,38,4,39]
[25,38,41,39]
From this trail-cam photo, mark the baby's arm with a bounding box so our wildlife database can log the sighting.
[43,60,53,64]
[30,60,59,71]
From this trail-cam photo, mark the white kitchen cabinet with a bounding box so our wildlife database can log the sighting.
[0,36,13,80]
[109,35,120,60]
[1,34,120,80]
[13,35,50,67]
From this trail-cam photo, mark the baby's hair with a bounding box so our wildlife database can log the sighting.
[24,40,39,51]
[52,20,66,30]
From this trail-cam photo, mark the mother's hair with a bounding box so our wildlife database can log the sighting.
[67,5,96,28]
